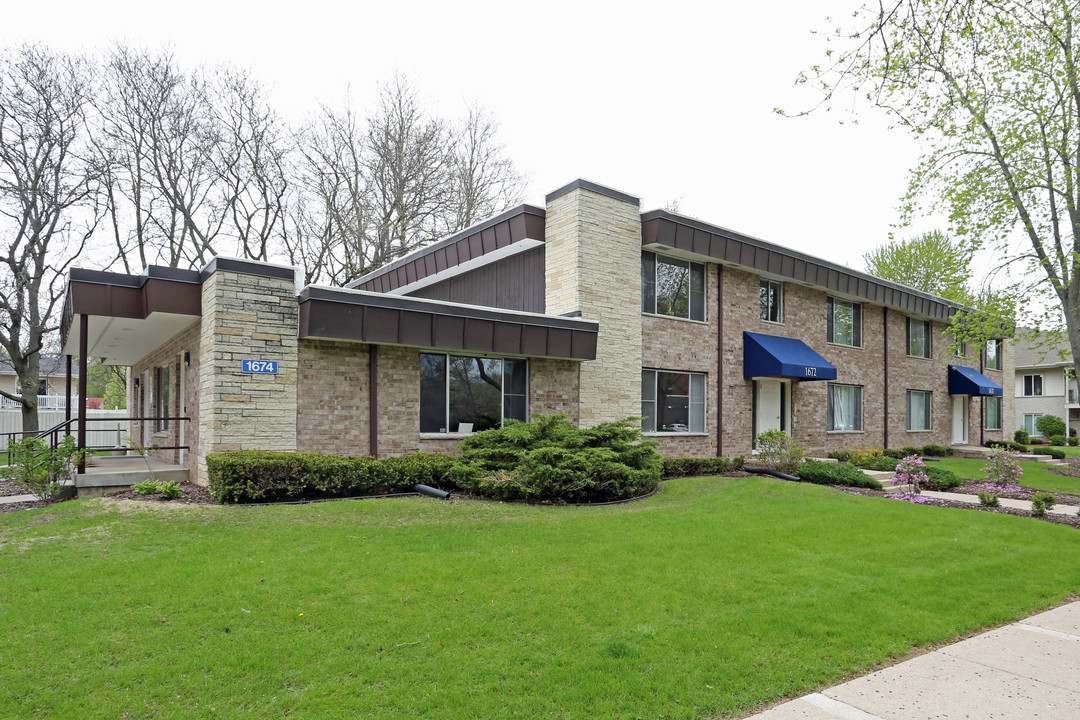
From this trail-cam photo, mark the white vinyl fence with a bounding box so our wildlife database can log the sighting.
[0,409,129,451]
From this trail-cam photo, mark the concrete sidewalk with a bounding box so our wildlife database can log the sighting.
[745,601,1080,719]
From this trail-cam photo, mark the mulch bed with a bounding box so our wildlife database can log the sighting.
[106,482,214,506]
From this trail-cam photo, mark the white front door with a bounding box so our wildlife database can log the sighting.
[952,395,969,445]
[754,379,789,446]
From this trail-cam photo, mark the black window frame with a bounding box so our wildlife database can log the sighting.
[826,297,862,347]
[906,318,932,359]
[1023,374,1044,397]
[759,279,784,323]
[985,396,1002,430]
[826,382,863,432]
[985,339,1003,370]
[641,251,705,321]
[419,353,528,434]
[906,389,932,431]
[154,364,170,432]
[641,368,706,433]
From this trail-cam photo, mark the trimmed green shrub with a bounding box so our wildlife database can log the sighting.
[754,430,804,474]
[922,444,952,457]
[1014,429,1030,445]
[1031,446,1066,460]
[1036,414,1067,439]
[826,449,853,462]
[1049,435,1067,447]
[882,448,908,459]
[795,460,883,490]
[923,466,962,491]
[207,451,454,504]
[978,492,1000,507]
[662,456,744,478]
[449,416,662,503]
[1070,436,1079,447]
[854,457,898,471]
[900,446,922,457]
[986,440,1028,453]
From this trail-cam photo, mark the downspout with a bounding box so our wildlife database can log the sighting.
[979,341,985,447]
[716,265,724,457]
[882,307,889,449]
[369,345,379,459]
[65,355,72,424]
[77,314,88,473]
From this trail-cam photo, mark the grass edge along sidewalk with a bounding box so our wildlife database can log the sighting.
[2,476,1079,719]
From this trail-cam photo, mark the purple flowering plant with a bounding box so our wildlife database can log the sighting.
[981,449,1024,488]
[892,454,930,495]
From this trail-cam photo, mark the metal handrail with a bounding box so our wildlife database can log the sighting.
[3,416,191,454]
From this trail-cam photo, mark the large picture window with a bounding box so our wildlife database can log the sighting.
[827,383,863,432]
[907,318,931,358]
[641,369,705,433]
[985,397,1002,430]
[760,279,783,323]
[154,365,170,432]
[906,390,932,431]
[419,354,527,433]
[827,297,862,347]
[641,252,705,321]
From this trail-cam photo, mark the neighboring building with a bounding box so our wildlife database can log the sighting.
[0,355,79,409]
[59,179,1013,485]
[1014,333,1078,437]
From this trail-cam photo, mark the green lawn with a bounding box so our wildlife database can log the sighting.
[935,457,1080,495]
[2,477,1079,719]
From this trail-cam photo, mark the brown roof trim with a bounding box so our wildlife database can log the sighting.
[298,287,598,360]
[200,257,295,282]
[347,204,546,293]
[60,267,202,349]
[545,178,640,206]
[641,211,963,321]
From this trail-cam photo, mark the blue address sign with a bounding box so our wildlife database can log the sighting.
[242,359,278,374]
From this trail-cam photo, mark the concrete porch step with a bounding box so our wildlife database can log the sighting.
[77,456,189,497]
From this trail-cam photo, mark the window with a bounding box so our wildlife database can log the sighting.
[985,339,1002,370]
[985,397,1002,430]
[906,390,932,431]
[641,252,705,321]
[953,338,966,359]
[419,354,527,433]
[1023,374,1044,397]
[641,369,705,433]
[154,365,170,432]
[759,279,783,323]
[827,297,862,347]
[827,383,863,432]
[1024,413,1043,436]
[907,318,931,358]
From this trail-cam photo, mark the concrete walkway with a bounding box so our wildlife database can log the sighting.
[922,490,1080,516]
[746,601,1080,719]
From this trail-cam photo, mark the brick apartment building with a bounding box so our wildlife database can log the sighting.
[60,179,1012,484]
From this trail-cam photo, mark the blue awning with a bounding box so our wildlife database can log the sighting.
[948,365,1002,396]
[743,331,837,380]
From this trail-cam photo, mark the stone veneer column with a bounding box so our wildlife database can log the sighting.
[544,180,642,426]
[197,259,299,483]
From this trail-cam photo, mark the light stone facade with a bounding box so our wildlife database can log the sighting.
[544,185,642,426]
[196,268,299,482]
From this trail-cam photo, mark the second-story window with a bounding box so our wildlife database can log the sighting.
[760,279,783,323]
[827,297,862,347]
[907,318,931,358]
[641,252,705,321]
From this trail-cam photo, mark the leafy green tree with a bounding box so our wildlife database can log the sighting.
[794,0,1080,367]
[863,231,973,303]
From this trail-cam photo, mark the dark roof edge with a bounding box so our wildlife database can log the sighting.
[546,178,640,206]
[70,266,201,288]
[641,209,967,314]
[200,256,296,282]
[347,204,546,288]
[299,286,599,332]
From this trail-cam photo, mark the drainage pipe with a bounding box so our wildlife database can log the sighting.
[744,466,800,481]
[411,484,451,500]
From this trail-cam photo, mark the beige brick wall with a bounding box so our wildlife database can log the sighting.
[197,269,298,483]
[296,339,371,456]
[545,187,641,426]
[129,321,200,476]
[641,263,719,457]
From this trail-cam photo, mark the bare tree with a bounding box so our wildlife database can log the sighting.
[0,44,99,432]
[446,104,525,232]
[94,45,223,269]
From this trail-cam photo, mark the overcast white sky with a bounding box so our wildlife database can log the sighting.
[3,0,943,274]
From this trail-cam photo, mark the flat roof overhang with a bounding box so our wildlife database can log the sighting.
[298,286,598,360]
[641,212,964,322]
[60,267,202,366]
